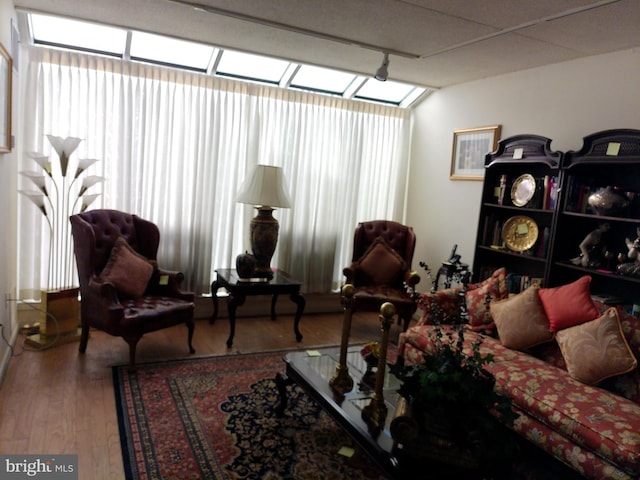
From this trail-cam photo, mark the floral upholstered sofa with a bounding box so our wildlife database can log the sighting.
[398,269,640,480]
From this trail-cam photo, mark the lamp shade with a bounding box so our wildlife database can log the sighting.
[236,165,292,208]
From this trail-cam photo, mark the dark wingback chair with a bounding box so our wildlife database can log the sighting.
[343,220,420,331]
[70,209,195,366]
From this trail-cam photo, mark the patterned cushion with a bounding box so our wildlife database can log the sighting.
[491,286,554,350]
[99,236,154,298]
[413,268,507,329]
[356,236,406,286]
[556,307,638,385]
[466,267,508,330]
[599,304,640,403]
[398,324,640,477]
[538,275,599,332]
[414,287,461,325]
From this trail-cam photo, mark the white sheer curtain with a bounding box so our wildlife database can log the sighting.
[18,47,412,296]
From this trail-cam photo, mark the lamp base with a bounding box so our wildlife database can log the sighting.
[250,207,279,278]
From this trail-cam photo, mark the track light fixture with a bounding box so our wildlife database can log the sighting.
[374,52,389,82]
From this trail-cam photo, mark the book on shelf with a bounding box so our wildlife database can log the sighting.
[548,176,559,209]
[482,214,504,247]
[565,176,595,213]
[535,226,550,258]
[506,273,542,293]
[538,175,558,210]
[591,293,626,305]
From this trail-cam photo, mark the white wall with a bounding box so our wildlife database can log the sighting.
[407,48,640,290]
[0,0,19,382]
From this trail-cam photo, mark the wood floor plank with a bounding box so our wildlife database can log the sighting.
[0,312,388,477]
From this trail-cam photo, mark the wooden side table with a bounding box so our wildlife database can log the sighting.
[210,268,305,347]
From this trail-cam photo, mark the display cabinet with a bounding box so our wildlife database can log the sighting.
[472,135,561,291]
[549,129,640,304]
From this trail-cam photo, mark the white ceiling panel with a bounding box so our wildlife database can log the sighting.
[14,0,640,88]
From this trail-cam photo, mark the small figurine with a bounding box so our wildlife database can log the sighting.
[570,222,610,267]
[617,225,640,277]
[624,225,640,262]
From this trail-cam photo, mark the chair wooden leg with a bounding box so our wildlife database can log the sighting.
[124,335,142,368]
[187,320,195,354]
[79,324,90,353]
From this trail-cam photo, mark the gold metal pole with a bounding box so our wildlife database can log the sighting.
[362,301,394,430]
[329,284,355,395]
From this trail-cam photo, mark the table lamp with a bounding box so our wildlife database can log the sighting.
[237,164,291,278]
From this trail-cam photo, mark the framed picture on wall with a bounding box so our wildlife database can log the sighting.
[0,41,12,153]
[450,125,501,180]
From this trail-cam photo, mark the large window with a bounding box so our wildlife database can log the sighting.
[27,12,430,107]
[18,46,412,297]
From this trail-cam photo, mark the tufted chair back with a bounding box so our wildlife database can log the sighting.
[70,209,160,292]
[351,220,416,267]
[69,209,195,367]
[343,220,420,331]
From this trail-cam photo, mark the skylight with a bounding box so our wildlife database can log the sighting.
[355,79,416,104]
[26,12,430,107]
[216,51,290,84]
[289,65,357,95]
[130,32,216,71]
[30,13,127,56]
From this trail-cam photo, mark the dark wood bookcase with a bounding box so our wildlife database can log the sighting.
[549,129,640,304]
[472,135,561,292]
[472,129,640,305]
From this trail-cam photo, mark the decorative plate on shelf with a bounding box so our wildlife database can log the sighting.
[511,174,536,207]
[502,215,539,252]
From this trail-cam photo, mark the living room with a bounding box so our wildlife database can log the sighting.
[0,0,637,365]
[0,1,639,477]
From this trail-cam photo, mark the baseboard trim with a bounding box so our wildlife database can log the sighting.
[0,327,18,387]
[194,291,343,320]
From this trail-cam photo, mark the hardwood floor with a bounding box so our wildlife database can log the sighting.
[0,310,397,479]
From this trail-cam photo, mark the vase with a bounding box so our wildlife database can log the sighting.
[236,251,256,278]
[588,186,629,216]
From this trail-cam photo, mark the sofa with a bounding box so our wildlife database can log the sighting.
[398,269,640,480]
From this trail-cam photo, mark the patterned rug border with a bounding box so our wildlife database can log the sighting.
[112,344,380,480]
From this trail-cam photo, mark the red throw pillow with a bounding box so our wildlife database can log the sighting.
[538,276,599,332]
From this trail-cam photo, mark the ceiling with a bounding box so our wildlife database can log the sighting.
[13,0,640,89]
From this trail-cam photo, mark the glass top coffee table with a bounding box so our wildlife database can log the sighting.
[275,346,403,478]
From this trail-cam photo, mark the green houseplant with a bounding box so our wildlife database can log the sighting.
[391,261,519,470]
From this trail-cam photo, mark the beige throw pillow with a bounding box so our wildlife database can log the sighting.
[490,286,554,351]
[555,307,638,385]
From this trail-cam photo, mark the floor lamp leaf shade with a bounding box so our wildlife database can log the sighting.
[237,165,292,278]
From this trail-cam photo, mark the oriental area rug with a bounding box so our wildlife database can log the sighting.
[113,350,389,480]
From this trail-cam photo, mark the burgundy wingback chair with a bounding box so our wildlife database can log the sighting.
[70,209,195,366]
[343,220,420,331]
